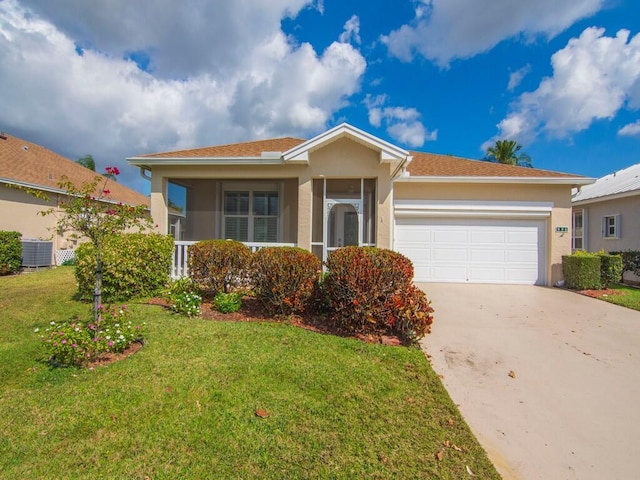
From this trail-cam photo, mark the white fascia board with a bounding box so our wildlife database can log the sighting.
[0,177,66,195]
[395,175,595,185]
[126,156,284,166]
[0,178,147,208]
[572,189,640,206]
[282,123,409,164]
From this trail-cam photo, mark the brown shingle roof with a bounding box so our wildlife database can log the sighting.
[138,137,305,158]
[0,133,149,207]
[407,151,583,178]
[132,133,585,180]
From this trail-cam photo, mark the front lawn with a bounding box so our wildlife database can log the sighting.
[0,267,499,479]
[589,283,640,311]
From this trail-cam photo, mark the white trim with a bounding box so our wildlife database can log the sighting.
[127,156,284,166]
[395,175,594,185]
[394,200,553,219]
[573,189,640,206]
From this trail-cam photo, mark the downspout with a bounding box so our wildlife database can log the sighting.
[391,155,412,179]
[139,167,151,181]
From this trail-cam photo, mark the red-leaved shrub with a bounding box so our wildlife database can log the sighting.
[323,247,414,335]
[388,284,434,342]
[188,240,251,295]
[251,247,321,316]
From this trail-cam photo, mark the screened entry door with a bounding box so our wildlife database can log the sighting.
[325,199,361,258]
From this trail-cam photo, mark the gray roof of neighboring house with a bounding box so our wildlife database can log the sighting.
[572,162,640,203]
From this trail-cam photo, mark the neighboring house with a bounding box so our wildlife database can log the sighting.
[572,162,640,253]
[0,132,150,266]
[127,123,592,286]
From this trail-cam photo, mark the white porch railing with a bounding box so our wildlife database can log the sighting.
[172,240,297,279]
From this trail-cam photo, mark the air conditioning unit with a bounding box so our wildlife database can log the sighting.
[21,239,53,267]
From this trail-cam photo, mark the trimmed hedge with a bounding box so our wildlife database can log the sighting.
[188,240,251,295]
[598,253,623,288]
[562,252,601,290]
[323,247,414,335]
[611,250,640,277]
[0,231,22,275]
[75,233,173,301]
[251,247,321,316]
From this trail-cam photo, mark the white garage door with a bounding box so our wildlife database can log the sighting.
[395,218,546,285]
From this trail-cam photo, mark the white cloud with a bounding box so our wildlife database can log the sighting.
[618,120,640,137]
[339,14,361,45]
[382,0,604,66]
[487,27,640,147]
[363,95,436,147]
[508,64,532,91]
[0,0,366,190]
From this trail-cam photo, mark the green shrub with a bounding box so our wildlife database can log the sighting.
[251,247,321,316]
[188,240,251,295]
[562,253,601,290]
[75,233,173,302]
[611,250,640,276]
[598,253,624,288]
[36,305,145,367]
[213,292,243,313]
[389,284,435,343]
[168,278,202,317]
[323,246,414,335]
[0,231,22,275]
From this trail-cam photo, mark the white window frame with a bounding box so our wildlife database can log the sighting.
[220,182,282,242]
[572,209,584,250]
[602,214,620,239]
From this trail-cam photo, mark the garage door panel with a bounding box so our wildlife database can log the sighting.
[432,228,466,242]
[470,248,505,262]
[470,230,506,243]
[395,217,545,285]
[433,248,468,261]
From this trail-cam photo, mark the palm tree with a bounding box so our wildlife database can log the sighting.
[484,140,532,168]
[76,154,96,171]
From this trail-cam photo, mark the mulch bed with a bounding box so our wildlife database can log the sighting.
[578,288,625,299]
[147,295,405,346]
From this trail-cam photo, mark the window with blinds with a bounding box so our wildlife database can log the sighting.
[223,190,279,242]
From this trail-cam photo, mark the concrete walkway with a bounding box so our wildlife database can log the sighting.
[418,283,640,480]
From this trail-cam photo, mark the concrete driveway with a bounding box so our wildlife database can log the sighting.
[418,283,640,480]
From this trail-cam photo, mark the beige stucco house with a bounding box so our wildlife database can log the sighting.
[572,162,640,253]
[128,123,592,286]
[0,132,150,266]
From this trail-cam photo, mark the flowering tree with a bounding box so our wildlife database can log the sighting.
[40,167,151,321]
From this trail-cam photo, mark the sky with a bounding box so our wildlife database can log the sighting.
[1,0,639,197]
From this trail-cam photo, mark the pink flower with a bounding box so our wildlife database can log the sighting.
[105,166,120,175]
[103,189,111,195]
[61,339,67,344]
[108,341,114,347]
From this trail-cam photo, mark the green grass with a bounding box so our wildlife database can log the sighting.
[0,267,500,479]
[599,283,640,311]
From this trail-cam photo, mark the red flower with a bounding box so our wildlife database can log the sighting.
[105,166,120,176]
[103,189,110,195]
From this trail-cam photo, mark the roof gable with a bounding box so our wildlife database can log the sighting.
[0,133,149,207]
[282,123,410,164]
[572,162,640,203]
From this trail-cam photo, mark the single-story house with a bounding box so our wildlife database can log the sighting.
[572,162,640,253]
[0,132,150,266]
[127,123,592,286]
